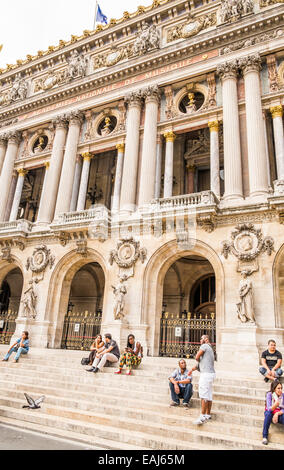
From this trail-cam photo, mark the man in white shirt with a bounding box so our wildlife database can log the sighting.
[188,334,216,424]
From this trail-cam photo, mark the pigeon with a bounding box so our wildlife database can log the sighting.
[22,393,45,409]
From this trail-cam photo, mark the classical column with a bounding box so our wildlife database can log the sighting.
[0,134,7,176]
[208,120,221,198]
[270,105,284,181]
[54,111,84,217]
[239,54,269,196]
[37,115,68,224]
[138,85,160,207]
[0,131,22,222]
[4,171,17,222]
[112,144,125,213]
[163,131,176,198]
[9,169,28,221]
[217,61,243,200]
[76,153,93,212]
[70,156,83,212]
[154,135,162,199]
[186,163,196,194]
[120,90,143,213]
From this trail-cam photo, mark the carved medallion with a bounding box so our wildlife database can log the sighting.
[221,224,274,261]
[26,245,55,274]
[109,236,147,280]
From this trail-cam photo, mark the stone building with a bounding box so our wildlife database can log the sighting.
[0,0,283,371]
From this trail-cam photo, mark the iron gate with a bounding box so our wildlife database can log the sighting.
[159,311,216,359]
[61,310,102,350]
[0,310,18,345]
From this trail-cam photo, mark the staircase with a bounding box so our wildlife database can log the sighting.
[0,346,283,450]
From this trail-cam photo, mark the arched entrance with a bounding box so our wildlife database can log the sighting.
[160,255,216,358]
[60,262,105,350]
[0,267,23,344]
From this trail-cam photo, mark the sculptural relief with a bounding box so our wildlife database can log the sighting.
[0,76,28,107]
[221,224,274,261]
[66,50,88,80]
[133,23,160,56]
[218,0,254,24]
[167,14,216,43]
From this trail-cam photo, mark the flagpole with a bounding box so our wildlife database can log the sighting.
[93,1,98,30]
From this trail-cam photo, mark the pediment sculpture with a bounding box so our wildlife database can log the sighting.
[133,23,160,56]
[218,0,254,24]
[221,224,274,261]
[0,76,28,107]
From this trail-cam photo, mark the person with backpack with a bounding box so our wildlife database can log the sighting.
[114,334,143,375]
[262,380,284,445]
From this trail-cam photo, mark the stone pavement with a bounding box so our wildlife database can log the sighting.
[0,423,100,450]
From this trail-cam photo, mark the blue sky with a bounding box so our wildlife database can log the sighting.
[0,0,154,67]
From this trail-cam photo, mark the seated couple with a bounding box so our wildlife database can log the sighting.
[87,333,142,375]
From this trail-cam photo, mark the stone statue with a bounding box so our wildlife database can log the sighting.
[9,77,28,102]
[22,281,37,320]
[133,23,160,56]
[34,136,46,153]
[236,271,256,324]
[66,50,88,80]
[112,281,127,320]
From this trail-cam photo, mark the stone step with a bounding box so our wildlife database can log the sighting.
[0,390,283,446]
[0,361,269,397]
[0,370,268,416]
[0,405,222,451]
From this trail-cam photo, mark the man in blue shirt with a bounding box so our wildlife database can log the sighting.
[2,331,29,363]
[168,359,193,407]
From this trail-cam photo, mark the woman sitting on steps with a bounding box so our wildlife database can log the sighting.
[114,334,143,376]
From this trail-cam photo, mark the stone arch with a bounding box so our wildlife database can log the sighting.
[272,243,284,328]
[141,238,224,356]
[45,248,107,348]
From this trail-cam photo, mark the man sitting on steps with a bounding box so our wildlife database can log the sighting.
[168,359,193,408]
[259,339,283,383]
[86,333,120,374]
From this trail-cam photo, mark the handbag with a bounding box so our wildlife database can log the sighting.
[81,357,89,366]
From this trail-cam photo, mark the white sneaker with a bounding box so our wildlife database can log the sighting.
[194,415,206,425]
[204,414,211,420]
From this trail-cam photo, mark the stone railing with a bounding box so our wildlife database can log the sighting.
[149,191,219,211]
[0,219,33,234]
[51,205,111,229]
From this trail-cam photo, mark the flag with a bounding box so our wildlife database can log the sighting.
[96,4,108,25]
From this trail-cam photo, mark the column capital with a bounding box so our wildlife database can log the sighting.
[67,110,85,126]
[0,133,8,145]
[116,143,125,152]
[17,168,28,177]
[81,152,93,162]
[239,54,262,75]
[125,90,144,107]
[217,60,239,81]
[44,161,50,170]
[143,85,161,104]
[208,120,220,132]
[270,105,283,119]
[52,114,69,129]
[186,162,196,171]
[164,131,176,143]
[7,130,22,145]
